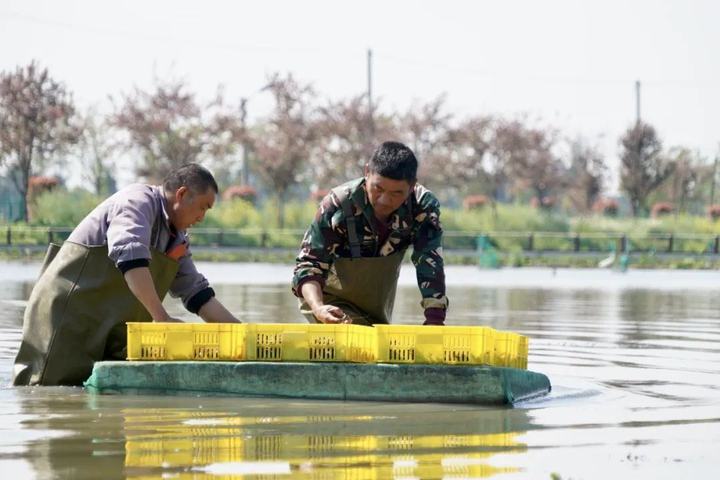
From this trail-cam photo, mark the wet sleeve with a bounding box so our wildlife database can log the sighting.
[292,192,344,297]
[106,190,156,266]
[411,193,449,322]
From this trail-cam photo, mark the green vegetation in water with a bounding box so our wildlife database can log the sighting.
[0,247,49,261]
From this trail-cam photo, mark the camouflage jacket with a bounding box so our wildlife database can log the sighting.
[292,177,448,318]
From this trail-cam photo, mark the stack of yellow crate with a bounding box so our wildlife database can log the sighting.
[127,322,529,369]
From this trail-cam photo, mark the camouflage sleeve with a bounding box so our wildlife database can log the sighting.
[292,192,346,297]
[411,192,449,316]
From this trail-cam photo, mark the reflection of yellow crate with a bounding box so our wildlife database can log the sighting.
[125,437,245,467]
[246,324,377,363]
[127,322,247,360]
[375,326,494,365]
[494,331,528,368]
[124,430,523,478]
[376,433,518,452]
[517,335,529,369]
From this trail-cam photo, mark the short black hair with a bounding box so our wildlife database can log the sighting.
[367,141,418,182]
[163,164,218,195]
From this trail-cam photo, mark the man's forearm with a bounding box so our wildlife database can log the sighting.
[300,281,324,310]
[123,267,171,322]
[198,297,241,323]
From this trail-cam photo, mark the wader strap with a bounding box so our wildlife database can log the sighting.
[338,188,362,259]
[406,195,414,242]
[150,208,162,247]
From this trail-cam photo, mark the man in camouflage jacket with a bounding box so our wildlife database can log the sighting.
[292,141,448,325]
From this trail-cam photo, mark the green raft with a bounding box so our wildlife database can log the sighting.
[85,361,551,406]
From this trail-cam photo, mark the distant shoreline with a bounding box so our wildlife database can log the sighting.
[2,245,720,270]
[4,262,720,291]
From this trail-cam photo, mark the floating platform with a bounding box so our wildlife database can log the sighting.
[85,361,551,406]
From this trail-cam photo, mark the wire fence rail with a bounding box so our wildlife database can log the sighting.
[2,225,720,257]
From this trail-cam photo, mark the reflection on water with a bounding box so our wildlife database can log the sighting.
[7,389,528,479]
[122,405,524,479]
[1,264,720,478]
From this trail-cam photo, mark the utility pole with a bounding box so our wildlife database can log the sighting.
[635,80,641,125]
[711,149,719,206]
[633,79,642,217]
[240,97,249,186]
[367,48,375,137]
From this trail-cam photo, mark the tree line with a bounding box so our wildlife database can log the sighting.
[1,61,716,225]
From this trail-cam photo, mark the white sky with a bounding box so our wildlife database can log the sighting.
[1,0,719,191]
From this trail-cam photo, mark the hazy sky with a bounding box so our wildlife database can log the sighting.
[1,0,718,189]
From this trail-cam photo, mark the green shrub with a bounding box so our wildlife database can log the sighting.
[32,190,102,226]
[206,198,262,228]
[443,203,569,233]
[260,200,317,230]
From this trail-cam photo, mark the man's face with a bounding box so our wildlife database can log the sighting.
[170,186,215,230]
[364,171,414,220]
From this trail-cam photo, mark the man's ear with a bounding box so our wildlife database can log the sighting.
[405,180,416,202]
[175,186,189,202]
[363,164,369,177]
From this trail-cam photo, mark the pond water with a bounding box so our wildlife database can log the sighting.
[0,262,718,479]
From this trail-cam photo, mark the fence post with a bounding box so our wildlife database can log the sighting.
[714,236,720,254]
[48,228,53,244]
[573,234,580,252]
[261,232,269,248]
[620,234,628,253]
[527,233,534,252]
[218,230,224,247]
[6,226,10,246]
[667,234,674,253]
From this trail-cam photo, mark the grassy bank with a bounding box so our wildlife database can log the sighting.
[3,190,720,269]
[21,189,720,236]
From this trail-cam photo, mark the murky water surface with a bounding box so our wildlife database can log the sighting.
[0,262,719,479]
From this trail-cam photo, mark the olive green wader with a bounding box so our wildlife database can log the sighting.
[12,242,178,386]
[300,185,407,326]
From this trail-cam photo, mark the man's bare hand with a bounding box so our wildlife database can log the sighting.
[312,305,351,324]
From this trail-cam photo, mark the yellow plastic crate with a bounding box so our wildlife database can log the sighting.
[245,323,377,363]
[493,331,529,368]
[375,325,494,365]
[127,322,247,361]
[127,322,529,368]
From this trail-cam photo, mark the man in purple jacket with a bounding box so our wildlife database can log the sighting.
[13,163,240,386]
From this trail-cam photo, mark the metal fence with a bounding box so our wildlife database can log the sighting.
[2,225,719,256]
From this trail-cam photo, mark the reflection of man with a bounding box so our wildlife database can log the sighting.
[292,141,448,326]
[13,163,240,387]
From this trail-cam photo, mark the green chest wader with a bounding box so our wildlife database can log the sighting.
[300,186,407,326]
[12,242,178,386]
